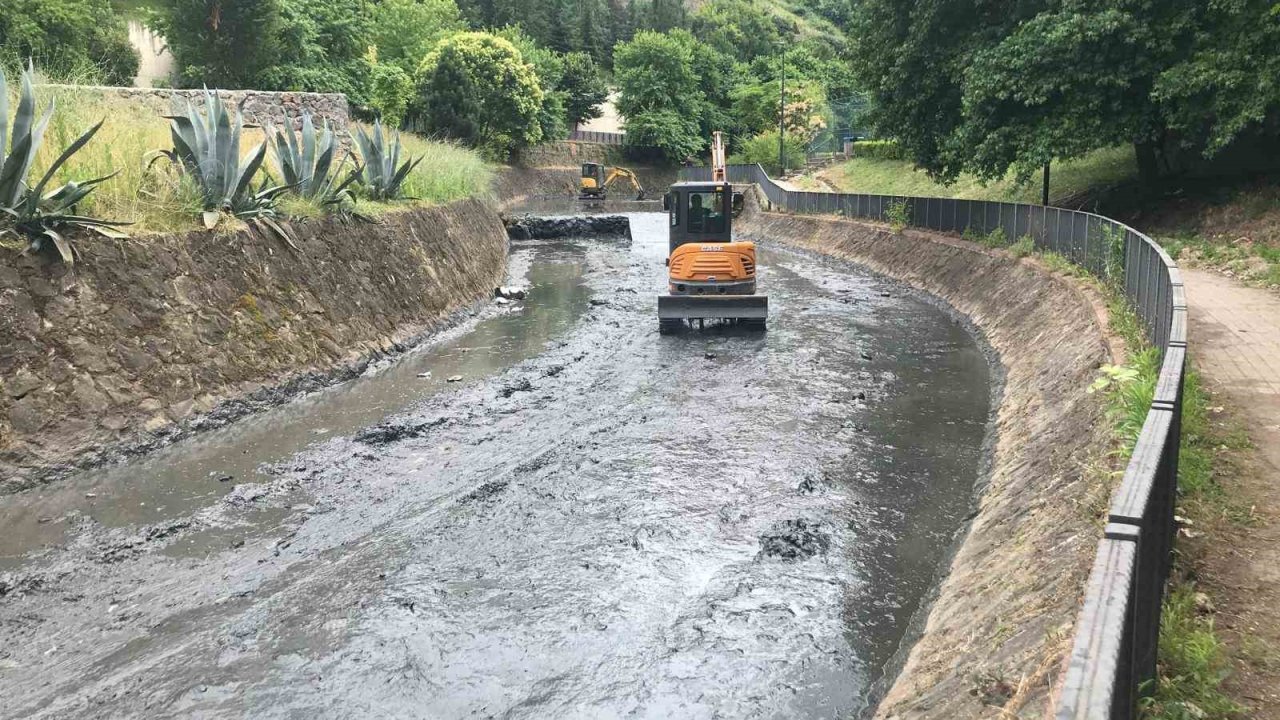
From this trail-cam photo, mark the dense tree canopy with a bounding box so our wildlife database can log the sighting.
[0,0,139,84]
[369,0,466,74]
[261,0,373,102]
[614,30,706,160]
[152,0,284,88]
[415,32,545,155]
[851,0,1280,184]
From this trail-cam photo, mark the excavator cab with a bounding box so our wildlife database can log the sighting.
[580,163,607,199]
[658,180,768,332]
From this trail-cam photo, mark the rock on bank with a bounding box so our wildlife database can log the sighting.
[0,199,507,492]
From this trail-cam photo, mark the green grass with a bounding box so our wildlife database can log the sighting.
[820,146,1138,205]
[16,85,494,235]
[1059,261,1247,718]
[1160,232,1280,290]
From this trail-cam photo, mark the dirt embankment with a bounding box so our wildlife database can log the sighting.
[738,192,1114,717]
[0,199,507,492]
[494,149,678,210]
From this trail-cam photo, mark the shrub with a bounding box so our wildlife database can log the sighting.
[0,63,128,264]
[980,227,1008,248]
[414,32,544,158]
[0,0,139,85]
[1010,235,1035,258]
[728,130,807,176]
[367,62,414,128]
[884,199,910,231]
[852,140,908,161]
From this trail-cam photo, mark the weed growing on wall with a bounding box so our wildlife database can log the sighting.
[885,199,910,232]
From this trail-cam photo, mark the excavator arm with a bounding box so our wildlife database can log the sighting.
[603,168,646,200]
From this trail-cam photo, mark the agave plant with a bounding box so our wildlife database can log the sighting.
[162,89,289,229]
[353,120,422,201]
[268,112,360,206]
[0,62,128,264]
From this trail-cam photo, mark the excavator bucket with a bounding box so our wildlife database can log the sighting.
[658,294,769,321]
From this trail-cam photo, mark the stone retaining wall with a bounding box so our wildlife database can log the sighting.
[39,85,350,132]
[0,200,506,492]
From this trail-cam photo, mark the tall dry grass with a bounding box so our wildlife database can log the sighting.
[13,83,493,235]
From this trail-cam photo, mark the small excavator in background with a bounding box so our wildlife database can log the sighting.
[658,132,766,333]
[579,163,646,201]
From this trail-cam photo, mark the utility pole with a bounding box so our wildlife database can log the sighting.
[1042,162,1051,206]
[778,56,787,174]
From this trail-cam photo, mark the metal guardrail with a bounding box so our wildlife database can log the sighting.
[568,130,626,145]
[680,164,1186,719]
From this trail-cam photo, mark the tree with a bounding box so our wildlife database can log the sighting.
[151,0,283,88]
[690,0,786,62]
[367,54,414,126]
[261,0,373,102]
[560,52,607,126]
[614,29,706,160]
[647,0,685,32]
[369,0,465,74]
[497,26,568,142]
[415,32,544,156]
[0,0,139,85]
[1153,0,1280,159]
[848,0,1276,185]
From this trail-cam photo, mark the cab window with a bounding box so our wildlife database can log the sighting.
[687,191,726,234]
[668,192,680,227]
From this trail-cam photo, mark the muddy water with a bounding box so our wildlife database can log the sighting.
[0,213,991,719]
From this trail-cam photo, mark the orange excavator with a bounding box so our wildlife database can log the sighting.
[658,132,767,333]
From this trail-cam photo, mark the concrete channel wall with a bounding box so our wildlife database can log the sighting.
[0,200,507,492]
[736,190,1116,717]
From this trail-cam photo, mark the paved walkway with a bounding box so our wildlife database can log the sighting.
[1185,268,1280,716]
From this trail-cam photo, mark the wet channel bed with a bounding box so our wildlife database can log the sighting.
[0,212,991,719]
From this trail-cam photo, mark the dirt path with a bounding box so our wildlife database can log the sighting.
[1184,268,1280,716]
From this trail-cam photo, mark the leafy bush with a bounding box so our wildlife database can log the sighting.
[367,61,414,128]
[0,63,128,264]
[258,0,373,103]
[0,0,139,85]
[268,113,358,206]
[980,227,1008,248]
[852,140,908,161]
[884,199,910,232]
[369,0,463,74]
[161,90,288,228]
[414,32,544,158]
[151,0,283,88]
[727,130,806,176]
[1010,235,1036,258]
[353,120,421,201]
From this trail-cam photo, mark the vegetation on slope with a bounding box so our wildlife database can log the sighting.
[16,83,491,238]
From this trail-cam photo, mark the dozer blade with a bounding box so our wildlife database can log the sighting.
[658,294,769,320]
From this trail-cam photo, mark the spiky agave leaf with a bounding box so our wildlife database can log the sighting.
[159,89,277,226]
[354,120,419,201]
[0,62,127,265]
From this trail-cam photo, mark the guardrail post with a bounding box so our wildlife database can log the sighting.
[1057,524,1141,720]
